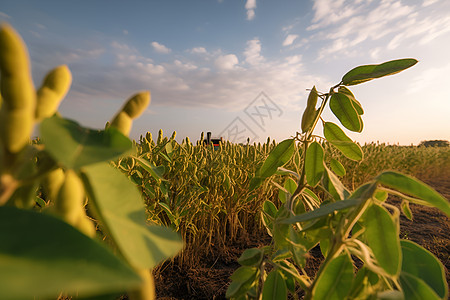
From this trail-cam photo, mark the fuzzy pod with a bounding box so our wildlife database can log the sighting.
[122,91,150,118]
[55,170,85,225]
[111,111,132,136]
[0,25,35,111]
[0,24,30,77]
[41,168,65,202]
[0,108,34,153]
[157,129,163,144]
[35,65,72,120]
[145,132,152,143]
[0,24,36,153]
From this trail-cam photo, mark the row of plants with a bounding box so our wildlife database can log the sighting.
[114,130,449,267]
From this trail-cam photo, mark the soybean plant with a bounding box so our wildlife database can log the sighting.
[0,24,182,300]
[227,59,450,299]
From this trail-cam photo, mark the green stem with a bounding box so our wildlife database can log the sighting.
[288,85,336,211]
[305,197,372,299]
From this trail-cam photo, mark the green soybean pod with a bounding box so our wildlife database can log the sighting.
[301,86,318,133]
[0,109,34,153]
[41,168,65,201]
[55,170,85,225]
[35,65,72,121]
[0,24,36,153]
[122,91,150,118]
[157,129,163,144]
[110,111,132,136]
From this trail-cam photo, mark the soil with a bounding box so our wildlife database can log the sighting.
[153,177,450,300]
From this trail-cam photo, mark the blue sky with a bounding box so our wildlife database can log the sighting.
[1,0,449,145]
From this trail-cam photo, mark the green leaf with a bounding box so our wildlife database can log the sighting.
[0,207,141,300]
[81,162,183,269]
[323,166,351,201]
[40,116,132,169]
[312,253,354,300]
[401,200,413,220]
[261,200,277,236]
[338,86,364,115]
[362,203,401,276]
[258,139,295,178]
[250,139,295,191]
[134,156,166,181]
[329,93,363,132]
[349,181,378,201]
[165,141,173,158]
[262,270,287,300]
[238,248,264,267]
[305,141,324,187]
[227,266,258,299]
[281,199,359,224]
[249,176,265,191]
[399,272,440,300]
[342,58,418,86]
[278,177,298,203]
[323,122,363,161]
[376,171,450,217]
[400,240,448,299]
[301,188,321,210]
[330,158,346,176]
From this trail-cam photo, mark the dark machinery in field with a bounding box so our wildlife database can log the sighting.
[203,132,223,150]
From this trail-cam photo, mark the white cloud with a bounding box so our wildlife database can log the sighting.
[123,29,129,35]
[151,41,171,54]
[244,38,263,65]
[300,0,450,60]
[423,0,438,7]
[283,34,299,46]
[286,55,302,64]
[215,54,239,70]
[47,37,325,114]
[408,61,450,94]
[245,0,256,20]
[189,47,207,54]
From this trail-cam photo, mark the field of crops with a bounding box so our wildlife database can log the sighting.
[113,131,450,298]
[2,24,448,300]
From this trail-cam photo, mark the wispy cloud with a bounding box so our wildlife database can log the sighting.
[0,11,11,19]
[283,34,299,46]
[38,37,325,114]
[189,47,207,54]
[292,0,450,61]
[151,41,171,54]
[245,0,256,20]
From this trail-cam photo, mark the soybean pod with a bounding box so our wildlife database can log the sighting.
[0,24,36,153]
